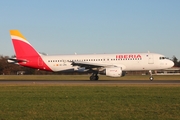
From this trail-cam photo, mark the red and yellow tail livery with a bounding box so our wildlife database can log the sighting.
[9,30,52,71]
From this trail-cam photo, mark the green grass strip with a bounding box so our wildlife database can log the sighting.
[0,85,180,120]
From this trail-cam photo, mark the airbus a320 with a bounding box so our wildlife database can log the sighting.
[8,30,174,81]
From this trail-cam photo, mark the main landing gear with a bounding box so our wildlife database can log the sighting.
[149,70,154,81]
[90,73,99,81]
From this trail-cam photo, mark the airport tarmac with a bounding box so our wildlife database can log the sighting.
[0,80,180,85]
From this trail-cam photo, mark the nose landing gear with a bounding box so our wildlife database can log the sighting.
[149,70,154,81]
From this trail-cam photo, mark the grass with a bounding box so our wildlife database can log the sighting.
[0,75,180,80]
[0,85,180,120]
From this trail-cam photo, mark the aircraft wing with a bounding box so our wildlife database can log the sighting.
[71,61,115,69]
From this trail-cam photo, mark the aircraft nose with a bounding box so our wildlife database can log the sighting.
[169,60,174,68]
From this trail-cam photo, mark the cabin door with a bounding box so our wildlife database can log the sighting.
[148,54,154,64]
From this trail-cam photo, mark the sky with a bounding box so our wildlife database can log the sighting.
[0,0,180,59]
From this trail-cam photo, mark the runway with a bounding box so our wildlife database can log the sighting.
[0,80,180,85]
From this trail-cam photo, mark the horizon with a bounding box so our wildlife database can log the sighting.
[0,0,180,59]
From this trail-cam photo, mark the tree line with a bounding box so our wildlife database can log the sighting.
[0,55,180,75]
[172,56,180,67]
[0,56,62,75]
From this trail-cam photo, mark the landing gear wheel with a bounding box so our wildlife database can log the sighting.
[95,76,99,80]
[149,76,154,81]
[149,70,154,81]
[90,76,95,81]
[90,74,99,81]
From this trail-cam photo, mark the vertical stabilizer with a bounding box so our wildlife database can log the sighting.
[10,30,39,58]
[9,30,52,71]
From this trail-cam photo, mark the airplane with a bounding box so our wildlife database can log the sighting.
[8,30,174,81]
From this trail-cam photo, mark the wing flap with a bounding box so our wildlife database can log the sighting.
[71,61,115,69]
[71,61,126,71]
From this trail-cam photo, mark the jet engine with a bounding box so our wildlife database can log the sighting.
[100,67,126,77]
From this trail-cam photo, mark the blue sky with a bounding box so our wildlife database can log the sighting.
[0,0,180,59]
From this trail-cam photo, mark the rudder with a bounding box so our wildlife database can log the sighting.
[10,30,39,58]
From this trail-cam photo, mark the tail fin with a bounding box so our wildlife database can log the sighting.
[10,30,39,58]
[9,30,52,71]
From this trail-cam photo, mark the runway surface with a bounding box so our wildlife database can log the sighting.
[0,80,180,85]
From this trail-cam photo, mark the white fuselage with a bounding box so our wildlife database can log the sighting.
[40,53,174,72]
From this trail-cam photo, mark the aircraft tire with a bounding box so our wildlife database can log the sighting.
[149,76,154,81]
[90,75,99,81]
[95,76,99,80]
[90,76,95,81]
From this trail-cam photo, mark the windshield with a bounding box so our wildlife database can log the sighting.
[159,57,169,60]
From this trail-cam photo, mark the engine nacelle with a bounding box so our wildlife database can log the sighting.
[100,67,125,77]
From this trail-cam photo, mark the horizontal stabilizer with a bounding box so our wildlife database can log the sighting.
[7,58,27,64]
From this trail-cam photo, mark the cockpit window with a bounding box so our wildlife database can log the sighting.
[159,57,168,60]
